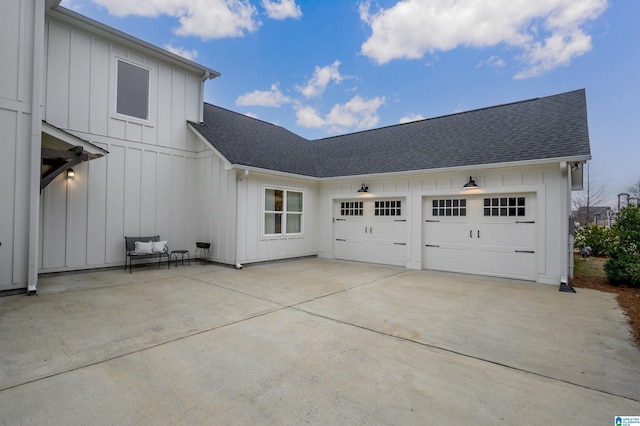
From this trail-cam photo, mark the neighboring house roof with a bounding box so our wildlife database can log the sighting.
[190,89,591,179]
[576,206,615,216]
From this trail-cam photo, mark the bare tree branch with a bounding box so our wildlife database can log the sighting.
[572,163,610,225]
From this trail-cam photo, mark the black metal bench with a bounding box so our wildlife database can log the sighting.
[124,236,170,273]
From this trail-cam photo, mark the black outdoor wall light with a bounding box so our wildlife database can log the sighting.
[357,183,369,193]
[463,176,477,188]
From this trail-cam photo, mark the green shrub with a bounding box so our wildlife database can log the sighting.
[574,225,615,257]
[604,205,640,287]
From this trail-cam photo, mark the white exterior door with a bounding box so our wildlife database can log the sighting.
[334,199,407,266]
[423,194,536,281]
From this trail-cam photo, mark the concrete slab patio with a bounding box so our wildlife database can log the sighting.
[1,259,639,425]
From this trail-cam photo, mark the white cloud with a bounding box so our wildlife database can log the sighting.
[296,95,386,133]
[295,105,326,129]
[164,44,198,61]
[59,0,84,11]
[92,0,260,39]
[262,0,302,20]
[236,84,291,107]
[399,114,424,124]
[476,55,506,69]
[360,0,607,78]
[514,29,591,79]
[297,61,347,99]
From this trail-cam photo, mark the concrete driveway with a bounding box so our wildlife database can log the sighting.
[1,259,639,425]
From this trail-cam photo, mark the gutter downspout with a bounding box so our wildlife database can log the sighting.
[28,0,46,294]
[234,169,249,269]
[198,71,218,123]
[559,161,576,293]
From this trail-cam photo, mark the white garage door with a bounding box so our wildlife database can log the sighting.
[423,194,536,281]
[334,198,407,266]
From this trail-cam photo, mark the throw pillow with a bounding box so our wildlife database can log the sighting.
[152,241,167,254]
[134,241,154,255]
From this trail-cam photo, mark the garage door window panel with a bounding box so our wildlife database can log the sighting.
[340,201,364,216]
[375,200,402,216]
[432,199,466,217]
[484,196,526,217]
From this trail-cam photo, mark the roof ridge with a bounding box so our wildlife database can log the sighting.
[313,89,585,142]
[195,89,589,178]
[313,97,541,142]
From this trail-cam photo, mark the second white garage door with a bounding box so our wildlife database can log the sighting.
[334,198,407,266]
[423,194,537,281]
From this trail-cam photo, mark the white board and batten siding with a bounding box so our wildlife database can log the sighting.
[320,165,566,284]
[0,0,38,290]
[234,173,319,265]
[37,16,213,273]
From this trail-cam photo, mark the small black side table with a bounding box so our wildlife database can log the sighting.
[170,250,190,267]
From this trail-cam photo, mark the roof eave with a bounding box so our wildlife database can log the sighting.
[230,164,321,182]
[318,155,592,181]
[188,123,233,169]
[42,121,109,159]
[46,7,221,79]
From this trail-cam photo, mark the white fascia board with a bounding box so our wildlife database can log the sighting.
[42,121,109,157]
[230,165,321,182]
[46,0,62,9]
[319,155,592,182]
[46,7,220,79]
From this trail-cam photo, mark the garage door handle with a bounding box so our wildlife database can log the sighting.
[336,218,346,221]
[425,244,440,247]
[365,226,367,233]
[394,219,406,222]
[515,250,535,253]
[470,230,472,238]
[370,226,373,234]
[516,221,535,224]
[336,238,346,242]
[394,242,406,245]
[425,220,440,223]
[477,230,480,238]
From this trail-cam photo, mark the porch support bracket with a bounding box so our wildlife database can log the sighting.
[40,146,88,191]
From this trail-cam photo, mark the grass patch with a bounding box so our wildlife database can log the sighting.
[573,254,607,278]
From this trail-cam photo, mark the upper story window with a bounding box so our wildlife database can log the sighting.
[116,60,149,120]
[264,189,303,235]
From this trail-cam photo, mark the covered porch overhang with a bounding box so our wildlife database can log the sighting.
[40,121,108,191]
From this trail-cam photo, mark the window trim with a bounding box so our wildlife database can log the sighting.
[263,187,304,237]
[113,57,153,123]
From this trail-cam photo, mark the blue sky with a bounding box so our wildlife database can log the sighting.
[61,0,639,205]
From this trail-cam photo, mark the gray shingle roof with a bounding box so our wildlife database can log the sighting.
[190,89,591,178]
